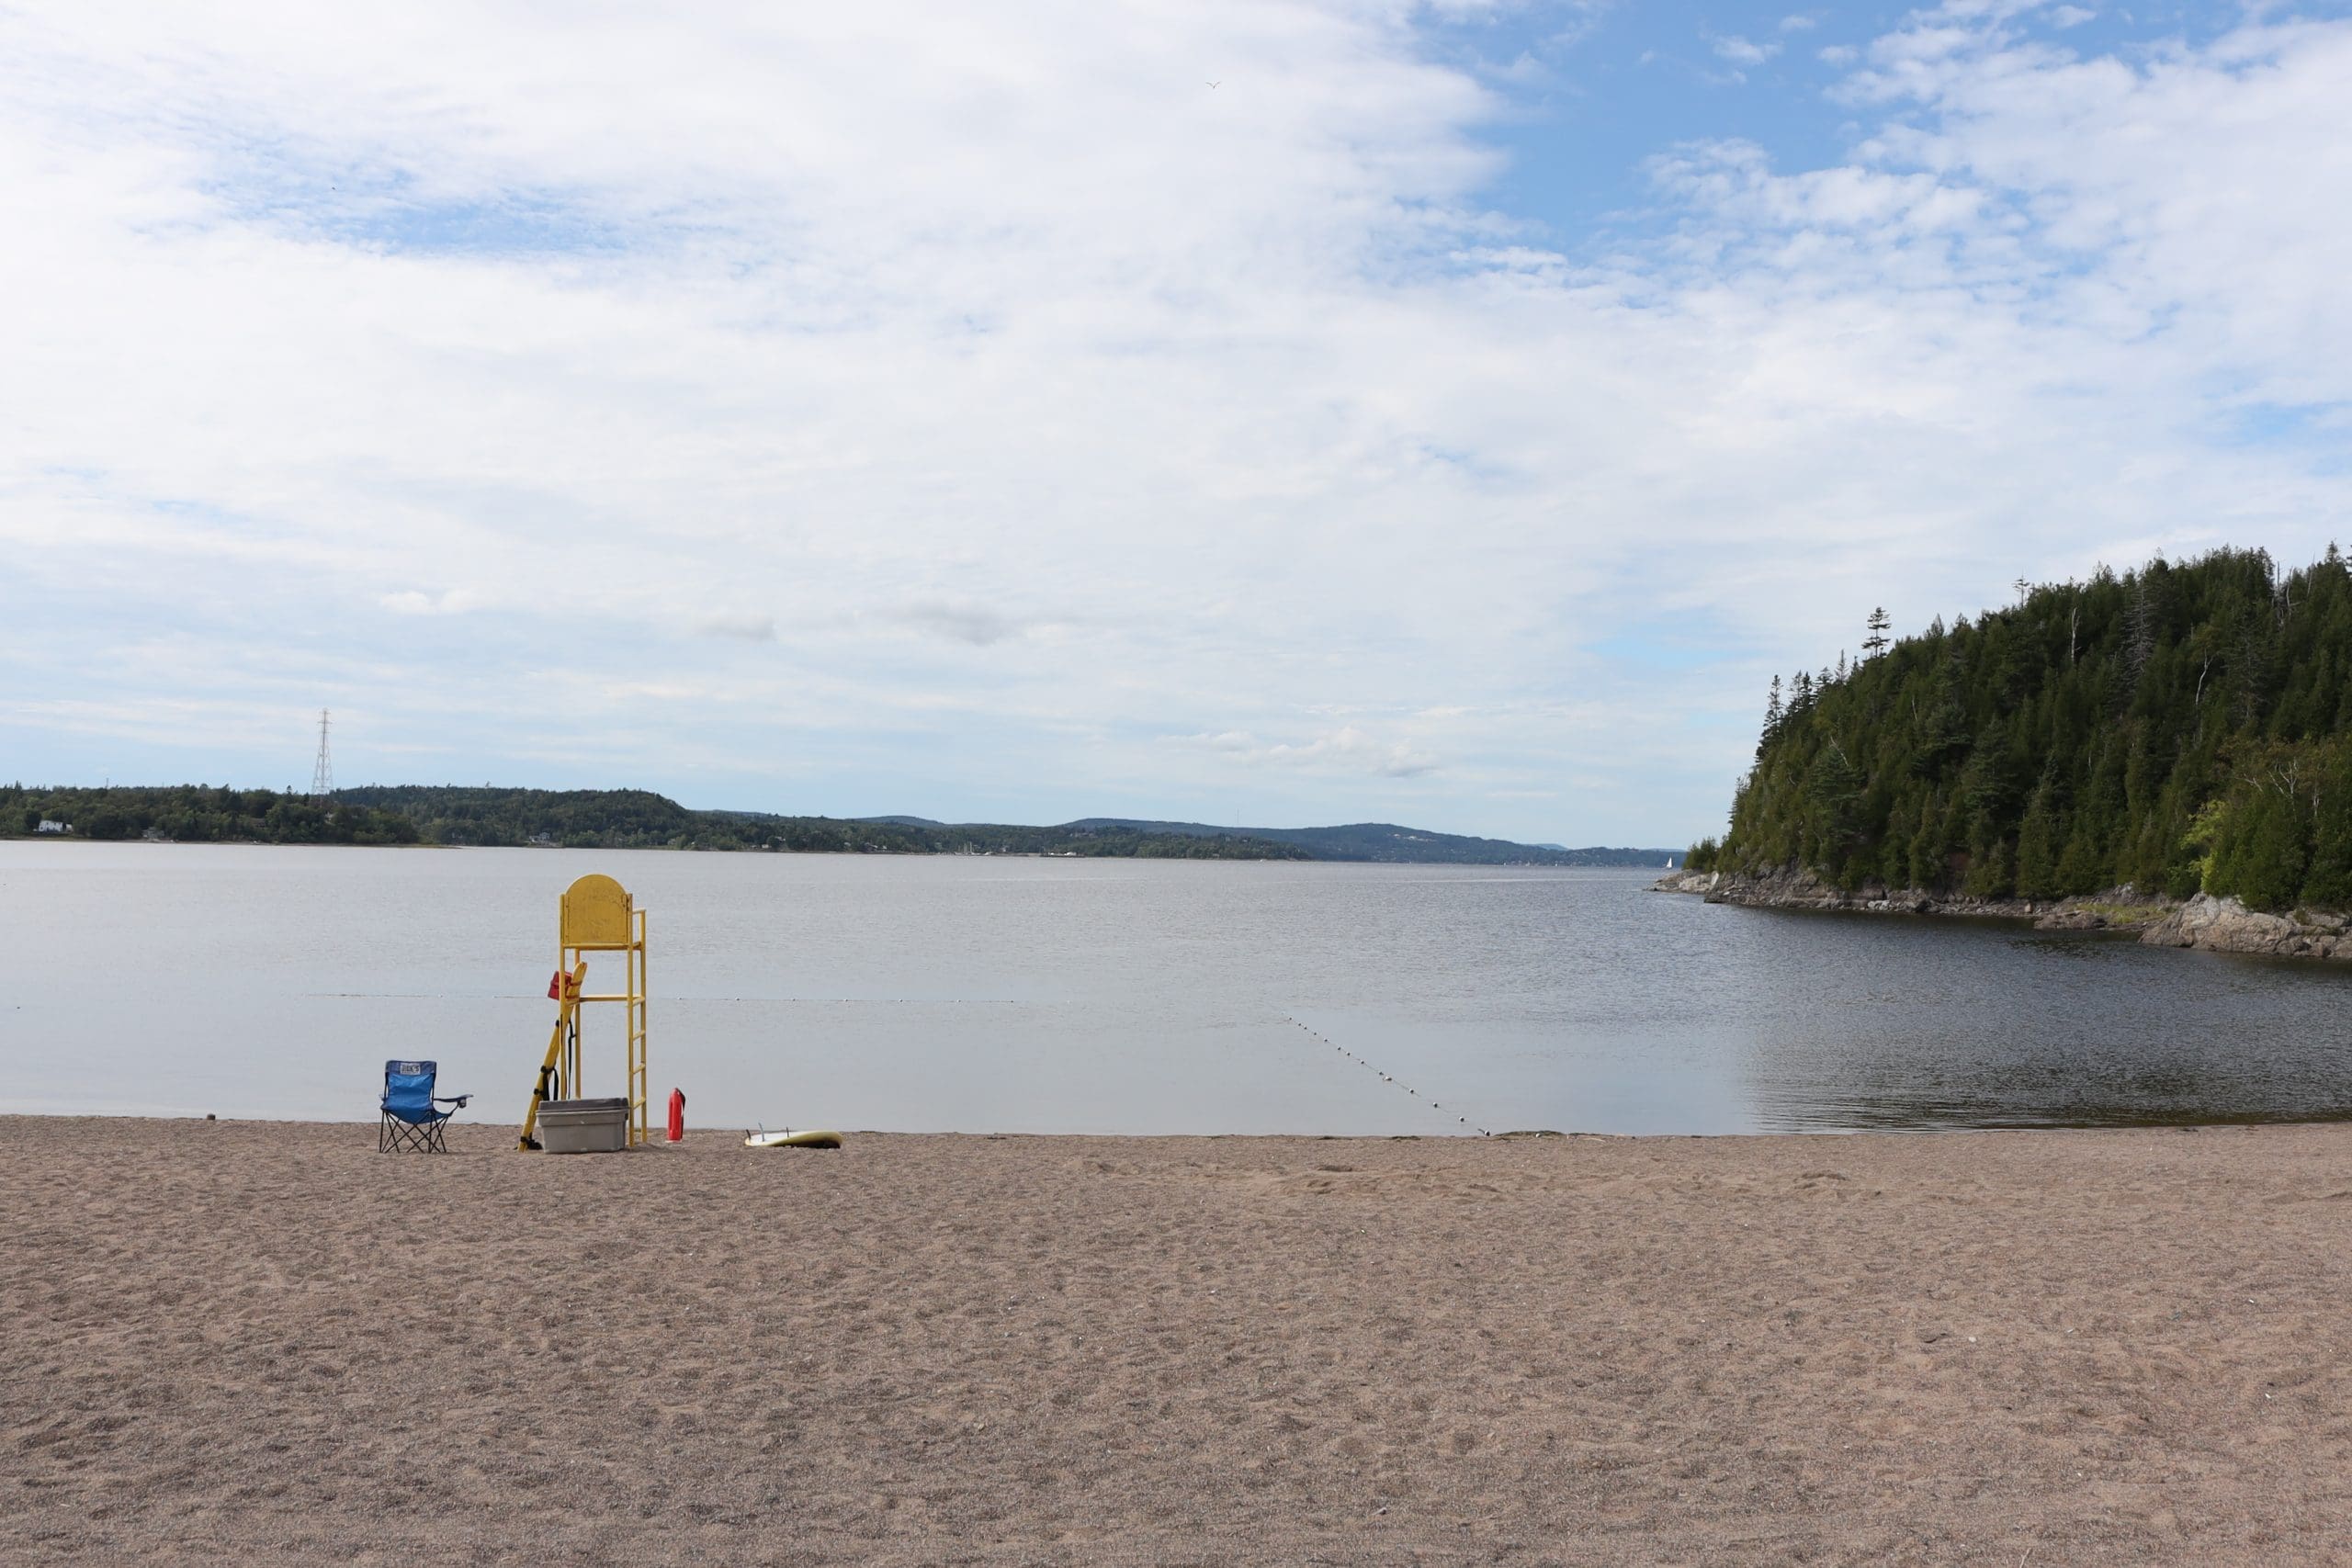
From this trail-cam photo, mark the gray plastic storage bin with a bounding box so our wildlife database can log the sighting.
[538,1097,631,1153]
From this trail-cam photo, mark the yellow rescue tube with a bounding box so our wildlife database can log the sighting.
[744,1129,842,1149]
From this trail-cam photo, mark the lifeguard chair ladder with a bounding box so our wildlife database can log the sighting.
[519,873,649,1149]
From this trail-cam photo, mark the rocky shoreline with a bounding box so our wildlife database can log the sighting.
[1654,867,2352,961]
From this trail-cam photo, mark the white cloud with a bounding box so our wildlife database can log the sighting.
[1544,0,1623,50]
[694,614,777,642]
[379,588,488,616]
[1180,726,1443,779]
[892,601,1036,648]
[1712,34,1784,67]
[2,5,2350,841]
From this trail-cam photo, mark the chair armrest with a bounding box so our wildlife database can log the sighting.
[435,1094,472,1108]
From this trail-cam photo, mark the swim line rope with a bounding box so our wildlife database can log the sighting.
[1285,1016,1492,1137]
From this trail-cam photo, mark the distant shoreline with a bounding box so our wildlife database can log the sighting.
[2,836,1630,869]
[6,784,1677,867]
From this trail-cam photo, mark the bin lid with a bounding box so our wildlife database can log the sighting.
[542,1097,630,1112]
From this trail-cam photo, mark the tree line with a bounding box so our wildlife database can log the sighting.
[4,783,1307,860]
[1688,546,2352,911]
[3,784,422,845]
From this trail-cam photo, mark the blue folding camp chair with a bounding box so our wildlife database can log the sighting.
[379,1060,470,1153]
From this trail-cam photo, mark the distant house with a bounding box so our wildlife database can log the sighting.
[35,819,70,835]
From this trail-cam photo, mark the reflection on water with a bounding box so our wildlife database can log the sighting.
[5,842,2351,1134]
[1724,908,2352,1131]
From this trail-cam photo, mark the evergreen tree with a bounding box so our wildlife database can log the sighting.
[1863,606,1890,658]
[2014,773,2063,899]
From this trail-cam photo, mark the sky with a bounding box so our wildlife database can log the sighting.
[3,1,2349,846]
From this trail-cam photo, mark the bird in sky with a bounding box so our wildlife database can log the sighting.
[1206,80,1218,88]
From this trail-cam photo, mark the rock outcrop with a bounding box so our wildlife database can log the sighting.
[1654,866,2050,920]
[1657,868,2352,960]
[1652,868,2208,940]
[2138,895,2351,959]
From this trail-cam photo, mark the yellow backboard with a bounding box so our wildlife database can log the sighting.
[559,874,634,949]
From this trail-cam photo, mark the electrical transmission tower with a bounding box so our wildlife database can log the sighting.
[310,709,334,803]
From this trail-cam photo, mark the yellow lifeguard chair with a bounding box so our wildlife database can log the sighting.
[519,874,650,1149]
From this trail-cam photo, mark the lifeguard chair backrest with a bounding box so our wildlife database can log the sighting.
[560,874,633,948]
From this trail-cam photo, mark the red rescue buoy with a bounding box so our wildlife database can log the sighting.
[667,1087,685,1143]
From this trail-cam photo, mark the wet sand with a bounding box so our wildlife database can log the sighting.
[5,1115,2349,1564]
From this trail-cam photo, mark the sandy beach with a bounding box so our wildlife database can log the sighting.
[5,1116,2349,1564]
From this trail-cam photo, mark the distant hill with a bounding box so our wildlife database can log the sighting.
[6,784,1673,867]
[327,789,1303,859]
[1062,818,1676,867]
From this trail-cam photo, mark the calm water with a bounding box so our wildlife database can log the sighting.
[5,842,2352,1135]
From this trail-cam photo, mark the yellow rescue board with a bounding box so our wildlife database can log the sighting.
[744,1129,843,1149]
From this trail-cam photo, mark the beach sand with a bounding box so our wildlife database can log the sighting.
[5,1116,2349,1564]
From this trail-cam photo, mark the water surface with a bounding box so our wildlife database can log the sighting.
[5,842,2350,1134]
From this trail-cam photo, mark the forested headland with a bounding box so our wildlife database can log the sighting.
[1688,547,2352,913]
